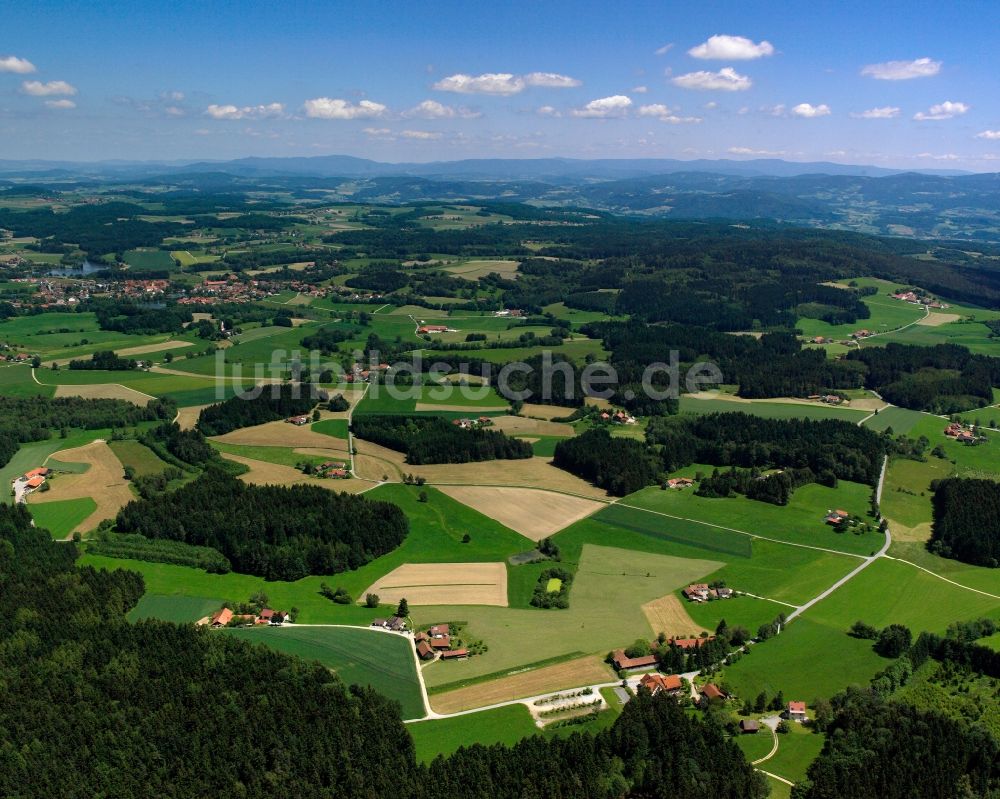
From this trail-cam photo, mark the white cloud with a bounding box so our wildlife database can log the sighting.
[975,130,1000,140]
[523,72,581,88]
[631,85,648,94]
[362,127,392,136]
[164,90,185,102]
[637,104,702,123]
[205,102,284,120]
[571,95,632,118]
[861,57,941,80]
[791,102,831,118]
[404,99,479,119]
[655,43,674,56]
[851,106,901,119]
[913,100,969,121]
[21,80,76,96]
[164,106,186,117]
[688,34,774,60]
[433,73,525,95]
[703,101,718,109]
[400,129,442,140]
[728,146,785,156]
[916,152,960,160]
[0,55,36,74]
[302,97,387,119]
[672,67,752,91]
[762,104,786,116]
[44,99,75,110]
[433,71,579,94]
[536,105,560,117]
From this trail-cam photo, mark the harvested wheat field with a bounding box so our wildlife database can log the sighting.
[32,440,133,535]
[430,656,613,713]
[54,383,155,405]
[847,397,889,411]
[520,403,576,420]
[444,259,520,281]
[175,404,210,430]
[490,416,573,437]
[293,444,352,459]
[222,453,370,493]
[917,312,961,327]
[117,340,194,357]
[212,419,335,448]
[351,440,607,498]
[438,486,604,540]
[362,562,508,608]
[641,593,709,639]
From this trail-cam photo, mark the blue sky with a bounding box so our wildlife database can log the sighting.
[1,0,998,168]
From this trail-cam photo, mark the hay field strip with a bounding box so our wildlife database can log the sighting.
[429,656,613,714]
[641,593,710,638]
[53,383,157,405]
[361,562,508,607]
[437,486,604,540]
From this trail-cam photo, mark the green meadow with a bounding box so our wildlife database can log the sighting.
[127,594,225,624]
[28,497,97,539]
[223,625,425,720]
[408,705,538,762]
[678,396,867,423]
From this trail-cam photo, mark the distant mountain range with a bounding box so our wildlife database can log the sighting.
[1,155,998,242]
[0,154,976,180]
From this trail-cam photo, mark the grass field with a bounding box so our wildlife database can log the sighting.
[721,556,1000,703]
[127,594,225,624]
[107,440,172,477]
[860,405,928,434]
[880,456,951,541]
[620,480,882,557]
[123,249,177,270]
[678,395,868,423]
[0,364,54,398]
[443,259,520,280]
[312,418,349,440]
[418,544,723,690]
[28,497,98,539]
[764,724,825,784]
[408,704,538,762]
[0,429,115,505]
[222,626,425,719]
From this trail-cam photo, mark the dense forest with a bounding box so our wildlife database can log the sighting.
[929,477,1000,567]
[114,468,409,580]
[0,502,769,798]
[351,414,532,464]
[68,349,140,370]
[196,383,318,436]
[91,300,194,335]
[554,414,885,497]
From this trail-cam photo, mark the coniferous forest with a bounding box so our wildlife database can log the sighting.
[196,383,318,436]
[114,468,409,580]
[929,477,1000,567]
[351,414,532,464]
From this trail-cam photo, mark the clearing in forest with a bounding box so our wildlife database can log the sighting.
[31,440,133,535]
[437,485,604,540]
[212,419,334,448]
[361,562,508,607]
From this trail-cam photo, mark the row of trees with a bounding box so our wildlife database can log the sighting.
[351,414,532,464]
[114,468,409,581]
[68,349,140,370]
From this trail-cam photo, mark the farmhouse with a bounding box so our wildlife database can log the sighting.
[210,608,233,628]
[700,683,727,702]
[944,422,978,443]
[667,477,695,489]
[416,641,434,660]
[23,475,45,492]
[417,325,450,335]
[429,624,450,638]
[431,636,451,650]
[683,583,711,601]
[287,415,310,426]
[670,636,715,650]
[386,616,407,632]
[787,701,807,721]
[739,719,760,734]
[440,648,469,660]
[24,467,50,480]
[612,649,659,671]
[851,329,873,339]
[414,631,429,643]
[825,509,850,525]
[638,673,683,696]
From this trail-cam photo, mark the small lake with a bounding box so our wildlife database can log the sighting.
[47,260,106,277]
